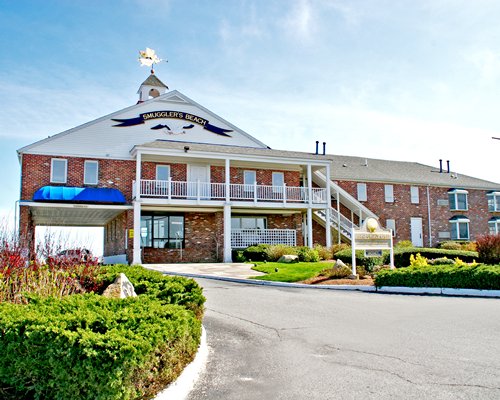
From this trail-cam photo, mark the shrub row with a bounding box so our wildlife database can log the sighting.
[333,249,387,271]
[374,264,500,290]
[242,244,320,262]
[0,265,205,400]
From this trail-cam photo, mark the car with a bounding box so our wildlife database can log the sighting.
[47,248,96,266]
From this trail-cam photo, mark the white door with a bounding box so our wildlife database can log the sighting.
[188,164,210,198]
[410,217,423,247]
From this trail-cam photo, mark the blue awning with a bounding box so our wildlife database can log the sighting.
[33,186,126,204]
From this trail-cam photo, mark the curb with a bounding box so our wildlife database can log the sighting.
[156,270,500,298]
[154,325,208,400]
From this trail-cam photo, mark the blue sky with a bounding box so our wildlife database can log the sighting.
[1,0,500,252]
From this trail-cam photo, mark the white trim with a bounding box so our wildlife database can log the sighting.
[50,158,67,183]
[84,160,99,185]
[20,201,132,210]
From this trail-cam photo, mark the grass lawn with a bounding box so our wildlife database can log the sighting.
[250,261,330,282]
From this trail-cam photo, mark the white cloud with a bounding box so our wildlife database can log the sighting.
[281,0,315,41]
[464,48,500,83]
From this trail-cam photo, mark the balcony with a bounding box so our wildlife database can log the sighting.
[136,179,327,205]
[231,228,297,248]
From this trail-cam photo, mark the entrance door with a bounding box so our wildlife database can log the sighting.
[188,164,210,198]
[410,217,423,247]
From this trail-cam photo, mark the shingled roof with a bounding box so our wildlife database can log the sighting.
[141,73,168,88]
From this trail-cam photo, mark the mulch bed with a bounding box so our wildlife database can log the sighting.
[301,276,375,286]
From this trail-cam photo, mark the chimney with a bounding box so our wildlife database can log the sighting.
[322,142,326,155]
[446,160,450,173]
[439,159,443,173]
[315,141,319,155]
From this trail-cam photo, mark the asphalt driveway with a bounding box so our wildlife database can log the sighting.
[188,278,500,400]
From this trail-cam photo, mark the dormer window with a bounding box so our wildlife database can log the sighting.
[487,191,500,212]
[448,189,468,211]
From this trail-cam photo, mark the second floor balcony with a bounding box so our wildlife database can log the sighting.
[135,179,327,205]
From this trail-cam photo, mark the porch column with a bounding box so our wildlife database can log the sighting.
[135,151,142,200]
[325,163,332,248]
[225,158,230,202]
[307,164,313,248]
[223,204,232,262]
[132,200,142,264]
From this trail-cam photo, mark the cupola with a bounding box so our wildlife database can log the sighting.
[137,71,168,103]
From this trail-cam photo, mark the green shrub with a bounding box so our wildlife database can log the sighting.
[382,248,478,268]
[461,242,477,252]
[476,234,500,264]
[330,243,350,255]
[0,294,201,400]
[296,246,320,262]
[334,248,386,272]
[243,244,270,261]
[314,244,332,260]
[98,265,205,319]
[428,257,455,266]
[265,244,297,261]
[439,241,462,250]
[320,265,352,279]
[375,264,500,290]
[395,240,413,248]
[231,250,246,262]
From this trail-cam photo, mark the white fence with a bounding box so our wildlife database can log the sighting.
[137,179,327,204]
[231,229,297,248]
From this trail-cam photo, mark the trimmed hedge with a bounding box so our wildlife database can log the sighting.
[98,265,205,318]
[382,248,478,268]
[334,249,387,271]
[0,295,201,400]
[375,264,500,290]
[0,265,205,400]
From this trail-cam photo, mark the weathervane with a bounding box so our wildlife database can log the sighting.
[138,47,165,74]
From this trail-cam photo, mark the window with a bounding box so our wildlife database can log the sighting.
[244,170,256,192]
[156,165,170,181]
[84,160,98,185]
[448,189,468,211]
[384,185,394,203]
[51,159,67,183]
[357,183,367,201]
[272,172,284,193]
[386,219,396,237]
[488,218,500,234]
[450,216,470,240]
[231,216,267,230]
[140,214,184,249]
[410,186,419,204]
[487,191,500,212]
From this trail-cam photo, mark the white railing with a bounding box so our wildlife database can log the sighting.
[137,179,327,204]
[231,229,297,248]
[314,207,356,239]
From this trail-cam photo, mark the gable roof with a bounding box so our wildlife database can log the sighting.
[329,154,500,190]
[140,73,168,88]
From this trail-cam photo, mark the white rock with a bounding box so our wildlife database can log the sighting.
[278,255,299,263]
[102,273,137,298]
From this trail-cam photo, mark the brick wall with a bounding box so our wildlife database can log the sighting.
[267,213,304,245]
[211,166,301,186]
[336,180,493,245]
[103,211,128,257]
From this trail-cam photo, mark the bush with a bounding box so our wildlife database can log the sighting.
[243,244,270,261]
[428,257,455,266]
[330,243,350,255]
[0,294,201,400]
[461,242,477,252]
[382,248,478,268]
[476,234,500,264]
[98,265,205,319]
[374,264,500,290]
[314,244,332,260]
[334,248,386,272]
[296,246,320,262]
[265,244,297,262]
[395,240,413,248]
[231,250,246,262]
[439,241,462,250]
[318,265,352,279]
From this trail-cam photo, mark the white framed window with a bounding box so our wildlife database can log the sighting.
[450,216,470,240]
[272,172,284,193]
[50,158,67,183]
[156,165,171,181]
[231,216,267,230]
[448,189,468,211]
[487,191,500,212]
[386,219,396,237]
[357,183,367,201]
[244,170,256,191]
[488,218,500,234]
[410,186,419,204]
[84,160,98,185]
[384,184,394,203]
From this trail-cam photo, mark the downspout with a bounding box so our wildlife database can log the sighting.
[427,185,432,247]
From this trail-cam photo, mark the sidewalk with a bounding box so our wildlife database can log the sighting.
[145,262,265,279]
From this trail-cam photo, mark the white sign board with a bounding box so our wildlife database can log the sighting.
[351,218,394,275]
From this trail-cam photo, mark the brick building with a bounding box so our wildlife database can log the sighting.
[17,73,500,263]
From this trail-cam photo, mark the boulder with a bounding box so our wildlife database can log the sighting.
[278,255,299,263]
[102,273,137,298]
[333,259,347,269]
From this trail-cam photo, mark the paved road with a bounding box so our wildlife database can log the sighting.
[188,279,500,400]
